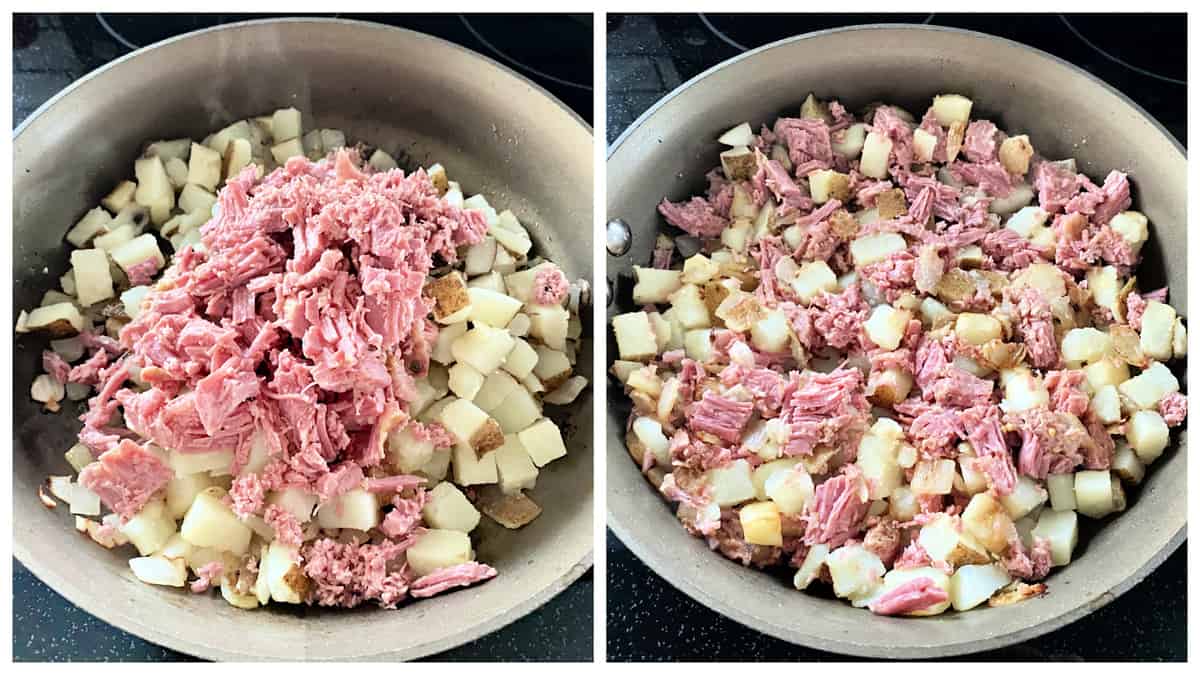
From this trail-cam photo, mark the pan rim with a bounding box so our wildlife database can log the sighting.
[605,22,1186,659]
[14,16,593,662]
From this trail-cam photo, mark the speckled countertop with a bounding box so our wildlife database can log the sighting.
[12,13,592,663]
[606,13,1186,662]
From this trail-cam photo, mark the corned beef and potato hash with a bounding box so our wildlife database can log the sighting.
[612,92,1186,616]
[19,108,588,609]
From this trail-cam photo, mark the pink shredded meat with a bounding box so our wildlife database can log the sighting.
[42,349,71,384]
[78,439,174,520]
[189,561,224,594]
[803,464,868,548]
[868,577,949,616]
[658,196,728,238]
[302,536,420,608]
[532,266,569,306]
[1160,392,1187,427]
[409,562,498,598]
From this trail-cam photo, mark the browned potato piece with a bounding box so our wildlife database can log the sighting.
[988,581,1047,607]
[876,188,908,220]
[480,492,543,529]
[425,273,471,323]
[999,135,1034,175]
[946,121,966,162]
[828,209,859,240]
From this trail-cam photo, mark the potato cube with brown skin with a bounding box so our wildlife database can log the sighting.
[612,311,659,362]
[1127,409,1169,464]
[517,418,567,467]
[720,145,757,181]
[918,514,990,567]
[187,142,223,191]
[875,189,908,220]
[859,131,892,179]
[998,135,1034,175]
[452,324,516,375]
[739,501,783,547]
[633,267,683,305]
[527,303,570,350]
[451,445,498,486]
[808,169,851,204]
[932,94,973,126]
[1074,470,1115,518]
[427,273,472,324]
[1111,443,1145,484]
[492,386,542,434]
[961,492,1017,555]
[71,248,115,307]
[1139,301,1176,360]
[495,435,539,494]
[264,541,307,604]
[912,127,938,163]
[407,529,473,577]
[439,399,504,456]
[423,482,481,533]
[532,346,572,391]
[870,367,913,408]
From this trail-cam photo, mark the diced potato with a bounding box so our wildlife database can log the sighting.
[931,94,973,126]
[222,138,253,182]
[165,472,217,520]
[491,386,542,434]
[1084,358,1131,393]
[808,169,851,204]
[681,254,720,285]
[448,362,485,400]
[439,399,504,456]
[1108,211,1149,253]
[1111,443,1145,484]
[267,487,318,523]
[919,514,990,567]
[856,431,901,500]
[186,142,223,191]
[180,488,252,555]
[263,541,305,604]
[1118,361,1178,409]
[998,135,1034,175]
[870,367,914,408]
[706,459,755,507]
[955,313,1002,346]
[763,466,814,515]
[612,311,659,361]
[407,529,473,577]
[1139,301,1176,360]
[739,501,782,546]
[832,123,868,159]
[682,329,712,362]
[517,418,567,467]
[632,267,683,305]
[66,206,114,247]
[99,181,137,216]
[64,444,93,473]
[271,107,302,141]
[110,233,165,278]
[316,488,381,531]
[431,321,467,366]
[950,564,1011,612]
[826,545,885,602]
[169,448,234,476]
[850,232,907,268]
[859,131,892,179]
[790,260,838,303]
[532,346,571,391]
[134,156,174,224]
[751,457,797,498]
[863,305,911,351]
[427,273,472,324]
[1172,319,1187,357]
[452,324,516,374]
[423,482,481,533]
[888,486,919,522]
[1000,371,1050,414]
[118,501,175,555]
[793,544,830,590]
[1032,509,1078,566]
[999,475,1048,520]
[451,444,498,486]
[92,223,136,252]
[474,370,521,413]
[718,122,754,147]
[270,138,304,164]
[494,435,539,494]
[25,302,85,337]
[158,533,193,561]
[1046,473,1077,512]
[130,556,187,587]
[527,303,570,350]
[1011,263,1067,300]
[669,284,713,331]
[746,309,788,354]
[178,183,217,215]
[466,287,522,331]
[912,127,937,163]
[492,210,532,257]
[1060,327,1112,367]
[719,145,756,181]
[1126,409,1169,464]
[70,248,115,307]
[960,493,1017,554]
[911,459,956,495]
[1073,470,1115,518]
[1084,385,1119,426]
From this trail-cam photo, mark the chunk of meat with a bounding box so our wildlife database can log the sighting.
[802,464,869,548]
[409,562,498,598]
[868,577,949,616]
[78,439,173,520]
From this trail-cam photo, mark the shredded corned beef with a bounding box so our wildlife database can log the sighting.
[803,464,869,548]
[263,504,304,547]
[962,120,999,163]
[189,561,224,594]
[1160,392,1187,427]
[774,117,834,176]
[687,391,754,444]
[409,562,498,598]
[302,536,419,608]
[43,349,71,384]
[533,266,569,306]
[961,406,1018,496]
[658,196,728,238]
[78,439,174,520]
[229,473,266,518]
[380,489,428,539]
[868,577,949,616]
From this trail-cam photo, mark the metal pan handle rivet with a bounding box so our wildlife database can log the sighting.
[606,218,631,256]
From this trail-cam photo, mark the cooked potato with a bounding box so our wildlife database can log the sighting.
[448,362,485,400]
[764,465,814,514]
[919,514,990,567]
[827,545,885,602]
[832,123,868,159]
[790,260,838,303]
[168,448,233,476]
[165,472,217,520]
[222,138,253,182]
[492,210,532,257]
[1126,409,1169,464]
[186,142,223,191]
[451,324,516,375]
[793,544,830,590]
[1118,361,1178,410]
[180,488,253,555]
[270,107,302,141]
[706,459,755,507]
[1108,211,1149,253]
[931,94,973,126]
[491,386,542,434]
[950,564,1011,612]
[998,135,1034,175]
[110,234,165,278]
[612,311,659,362]
[439,399,504,456]
[134,156,174,224]
[70,248,115,307]
[451,443,499,486]
[808,169,851,204]
[739,501,783,546]
[1001,371,1050,413]
[717,122,754,147]
[1046,473,1077,512]
[1084,358,1131,392]
[1032,509,1078,566]
[999,475,1048,521]
[1139,301,1176,360]
[850,232,907,268]
[270,138,304,164]
[720,145,756,181]
[65,207,114,248]
[129,555,187,588]
[863,305,911,351]
[955,313,1002,346]
[1073,470,1115,518]
[961,492,1017,554]
[912,127,937,163]
[516,418,567,467]
[1060,327,1111,366]
[423,482,481,533]
[1111,443,1145,484]
[911,459,956,495]
[532,346,572,391]
[316,488,380,531]
[120,500,176,556]
[494,434,539,494]
[859,131,893,179]
[527,303,570,350]
[267,488,318,523]
[261,541,305,604]
[407,529,473,577]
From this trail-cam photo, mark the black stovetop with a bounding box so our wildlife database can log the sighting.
[12,13,591,663]
[606,13,1185,662]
